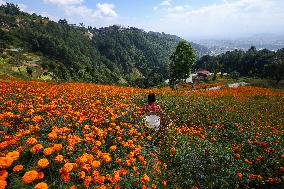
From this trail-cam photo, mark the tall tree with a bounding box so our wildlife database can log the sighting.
[264,48,284,84]
[169,40,196,87]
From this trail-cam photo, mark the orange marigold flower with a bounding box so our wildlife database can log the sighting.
[43,148,54,156]
[55,155,64,163]
[61,172,70,183]
[109,145,117,151]
[236,172,243,179]
[26,138,37,146]
[52,144,62,151]
[91,160,101,168]
[0,170,8,180]
[48,132,57,140]
[141,185,147,189]
[83,176,92,187]
[13,164,24,172]
[0,180,7,189]
[234,153,241,159]
[69,185,76,189]
[161,180,167,187]
[30,144,44,154]
[34,182,48,189]
[93,175,104,185]
[92,170,99,177]
[60,163,74,173]
[79,171,85,179]
[37,158,49,169]
[37,172,44,179]
[151,184,157,189]
[94,141,102,147]
[248,173,255,180]
[22,170,38,184]
[170,147,176,154]
[102,154,111,163]
[0,157,14,169]
[32,115,43,123]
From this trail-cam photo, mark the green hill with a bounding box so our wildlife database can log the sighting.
[0,3,210,87]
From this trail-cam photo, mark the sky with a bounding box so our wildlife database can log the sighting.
[1,0,284,39]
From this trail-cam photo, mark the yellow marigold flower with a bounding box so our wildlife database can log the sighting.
[6,151,20,161]
[22,170,38,184]
[26,138,37,146]
[109,145,117,151]
[30,144,44,154]
[37,158,49,169]
[0,180,7,189]
[55,155,64,163]
[43,148,53,156]
[95,140,102,147]
[0,170,8,180]
[34,182,48,189]
[141,174,150,183]
[37,172,44,179]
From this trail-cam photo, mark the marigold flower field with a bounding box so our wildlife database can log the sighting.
[0,80,283,189]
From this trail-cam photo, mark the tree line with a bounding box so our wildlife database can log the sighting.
[194,46,284,84]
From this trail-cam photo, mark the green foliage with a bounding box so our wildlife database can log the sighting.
[26,66,33,77]
[264,49,284,84]
[169,40,196,86]
[230,71,240,80]
[194,47,279,81]
[0,2,21,15]
[0,4,210,87]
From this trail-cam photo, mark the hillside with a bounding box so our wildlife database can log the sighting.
[0,3,210,87]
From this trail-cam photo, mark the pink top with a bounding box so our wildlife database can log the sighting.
[143,103,162,115]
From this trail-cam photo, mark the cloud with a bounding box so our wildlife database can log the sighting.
[18,3,27,11]
[160,0,171,6]
[154,0,172,11]
[64,3,117,19]
[0,0,6,5]
[96,3,117,17]
[43,0,83,6]
[149,0,284,38]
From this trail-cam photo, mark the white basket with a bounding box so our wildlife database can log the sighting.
[144,115,160,130]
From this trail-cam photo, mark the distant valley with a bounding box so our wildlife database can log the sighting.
[193,34,284,55]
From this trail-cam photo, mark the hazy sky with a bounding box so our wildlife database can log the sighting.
[1,0,284,39]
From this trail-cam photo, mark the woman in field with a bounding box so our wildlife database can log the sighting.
[143,93,167,131]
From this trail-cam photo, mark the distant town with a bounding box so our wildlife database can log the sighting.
[192,34,284,55]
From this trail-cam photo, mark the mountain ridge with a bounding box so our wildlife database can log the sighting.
[0,3,210,87]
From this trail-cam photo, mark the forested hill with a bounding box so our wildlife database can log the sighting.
[0,3,210,87]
